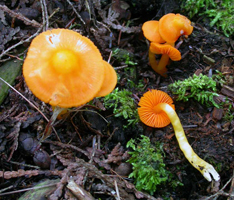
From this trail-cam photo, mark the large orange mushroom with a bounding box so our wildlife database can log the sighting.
[23,29,106,108]
[138,90,220,182]
[23,28,117,140]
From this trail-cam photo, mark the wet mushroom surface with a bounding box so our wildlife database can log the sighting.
[0,1,233,200]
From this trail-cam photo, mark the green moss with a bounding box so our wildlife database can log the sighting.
[182,0,234,37]
[112,48,137,66]
[168,74,220,108]
[103,88,139,127]
[127,135,183,194]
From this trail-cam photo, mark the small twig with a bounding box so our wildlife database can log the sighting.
[175,40,183,49]
[107,51,112,63]
[114,180,120,200]
[114,65,129,70]
[89,138,97,163]
[0,5,41,27]
[7,160,40,169]
[40,0,49,31]
[71,109,109,124]
[0,183,58,196]
[44,140,90,157]
[66,0,86,25]
[5,54,23,61]
[0,185,14,194]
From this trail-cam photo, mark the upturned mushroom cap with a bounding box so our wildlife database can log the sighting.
[159,13,193,43]
[142,20,166,43]
[96,61,117,97]
[23,29,105,108]
[138,90,175,128]
[150,43,181,61]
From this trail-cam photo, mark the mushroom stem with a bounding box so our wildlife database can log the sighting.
[40,106,67,142]
[148,50,158,71]
[156,54,169,77]
[148,50,168,77]
[154,103,220,182]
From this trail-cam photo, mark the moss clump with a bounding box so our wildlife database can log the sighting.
[182,0,234,37]
[127,135,169,194]
[127,135,183,194]
[103,88,139,127]
[168,74,220,108]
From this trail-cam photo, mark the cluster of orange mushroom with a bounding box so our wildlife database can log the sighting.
[142,13,193,77]
[23,29,117,139]
[138,90,220,182]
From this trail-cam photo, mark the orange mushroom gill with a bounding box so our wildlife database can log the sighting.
[149,43,181,77]
[138,90,175,128]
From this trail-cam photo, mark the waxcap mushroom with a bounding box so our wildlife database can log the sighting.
[23,29,105,108]
[138,89,220,182]
[142,20,166,43]
[150,43,181,61]
[159,13,193,43]
[138,89,175,128]
[96,60,117,97]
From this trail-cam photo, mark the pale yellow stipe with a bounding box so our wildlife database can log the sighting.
[154,103,220,182]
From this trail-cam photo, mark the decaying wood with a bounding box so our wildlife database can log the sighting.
[221,85,234,99]
[212,107,223,120]
[0,169,63,179]
[67,179,95,200]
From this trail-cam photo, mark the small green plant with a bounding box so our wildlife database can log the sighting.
[182,0,234,37]
[103,88,139,127]
[127,135,169,194]
[221,99,234,122]
[168,74,220,108]
[112,48,137,66]
[212,70,226,86]
[122,67,144,90]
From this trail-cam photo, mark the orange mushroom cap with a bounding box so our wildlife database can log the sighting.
[138,90,175,128]
[159,13,193,43]
[150,43,181,61]
[96,61,117,97]
[23,29,105,108]
[142,20,166,43]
